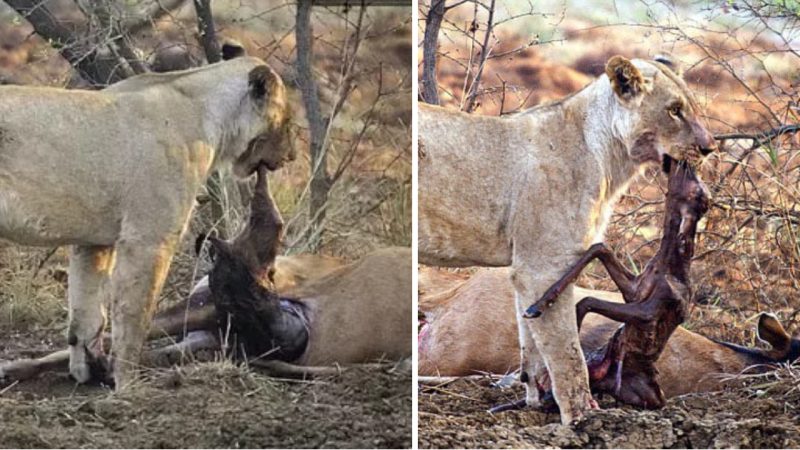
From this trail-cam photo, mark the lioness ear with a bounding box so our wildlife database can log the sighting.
[248,65,274,101]
[661,154,673,174]
[209,237,234,262]
[222,40,246,60]
[757,313,791,352]
[606,55,645,102]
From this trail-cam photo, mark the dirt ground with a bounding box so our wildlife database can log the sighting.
[0,331,411,449]
[418,374,800,449]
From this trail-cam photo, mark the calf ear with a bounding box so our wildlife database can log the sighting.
[757,313,791,352]
[248,65,275,101]
[654,53,683,76]
[222,40,246,60]
[606,55,645,103]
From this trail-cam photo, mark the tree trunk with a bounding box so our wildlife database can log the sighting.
[421,0,446,105]
[193,0,221,64]
[462,0,495,113]
[192,0,228,237]
[295,0,331,245]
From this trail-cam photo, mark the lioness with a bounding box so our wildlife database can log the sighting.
[0,49,295,388]
[418,55,716,423]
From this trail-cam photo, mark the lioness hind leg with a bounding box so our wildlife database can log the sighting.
[109,238,177,388]
[514,292,544,407]
[513,266,596,425]
[488,293,545,414]
[68,245,114,383]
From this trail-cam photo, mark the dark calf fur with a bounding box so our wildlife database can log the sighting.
[209,237,308,361]
[206,164,309,362]
[524,156,710,409]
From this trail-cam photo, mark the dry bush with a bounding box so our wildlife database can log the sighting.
[0,247,67,332]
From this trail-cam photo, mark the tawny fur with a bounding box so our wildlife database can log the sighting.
[419,268,798,398]
[418,55,715,423]
[287,247,412,365]
[0,54,294,387]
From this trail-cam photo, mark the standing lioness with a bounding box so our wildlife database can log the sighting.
[0,52,294,387]
[418,56,716,424]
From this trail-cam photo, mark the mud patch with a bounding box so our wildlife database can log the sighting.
[0,332,411,449]
[419,374,800,448]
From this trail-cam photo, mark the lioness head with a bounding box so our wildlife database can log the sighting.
[232,64,296,177]
[605,55,716,164]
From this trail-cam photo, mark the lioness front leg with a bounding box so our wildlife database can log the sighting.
[67,246,114,383]
[514,265,596,425]
[109,238,178,388]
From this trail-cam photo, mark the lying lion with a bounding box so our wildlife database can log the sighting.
[0,44,294,388]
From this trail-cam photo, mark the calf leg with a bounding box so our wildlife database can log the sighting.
[525,243,636,318]
[67,246,114,383]
[142,330,220,367]
[488,293,548,414]
[109,238,178,388]
[576,296,656,329]
[0,350,69,381]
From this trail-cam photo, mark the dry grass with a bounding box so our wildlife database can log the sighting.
[0,357,412,448]
[0,247,67,332]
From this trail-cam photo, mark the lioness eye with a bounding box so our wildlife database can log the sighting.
[668,103,682,118]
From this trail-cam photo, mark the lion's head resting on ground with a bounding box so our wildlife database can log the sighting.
[604,55,716,165]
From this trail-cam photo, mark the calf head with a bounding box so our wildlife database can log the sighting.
[605,55,717,165]
[206,164,283,291]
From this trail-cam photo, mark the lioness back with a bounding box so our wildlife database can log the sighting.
[0,59,269,247]
[418,103,599,268]
[418,104,527,267]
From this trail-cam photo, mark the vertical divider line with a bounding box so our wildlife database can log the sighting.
[411,1,420,448]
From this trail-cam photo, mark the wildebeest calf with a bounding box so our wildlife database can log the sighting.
[523,156,710,408]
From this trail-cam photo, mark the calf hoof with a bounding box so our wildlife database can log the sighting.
[0,359,40,382]
[488,398,528,414]
[523,304,543,319]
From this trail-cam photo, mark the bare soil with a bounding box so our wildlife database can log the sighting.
[419,376,800,449]
[0,330,411,449]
